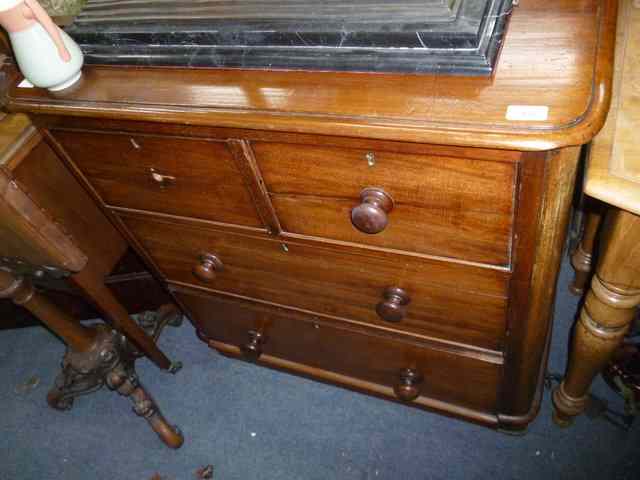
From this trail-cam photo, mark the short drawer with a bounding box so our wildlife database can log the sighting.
[252,142,517,266]
[178,288,501,414]
[52,130,263,228]
[121,213,509,351]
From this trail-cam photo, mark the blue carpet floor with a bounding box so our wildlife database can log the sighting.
[1,258,639,480]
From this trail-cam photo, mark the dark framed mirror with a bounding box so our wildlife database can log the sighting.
[68,0,515,75]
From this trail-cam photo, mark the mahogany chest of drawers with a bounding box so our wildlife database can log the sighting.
[7,0,617,432]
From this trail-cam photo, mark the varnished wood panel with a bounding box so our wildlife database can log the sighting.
[0,114,35,169]
[7,0,616,151]
[121,212,509,351]
[51,129,264,228]
[253,141,516,265]
[0,167,87,272]
[11,139,127,279]
[500,148,581,425]
[178,288,501,413]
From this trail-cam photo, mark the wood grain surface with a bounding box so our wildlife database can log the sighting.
[51,129,264,228]
[178,287,502,413]
[254,141,516,265]
[121,211,509,351]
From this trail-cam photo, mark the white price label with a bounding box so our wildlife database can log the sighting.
[506,105,549,121]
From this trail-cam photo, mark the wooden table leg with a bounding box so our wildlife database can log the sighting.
[0,270,96,350]
[553,208,640,425]
[570,199,604,296]
[72,267,173,371]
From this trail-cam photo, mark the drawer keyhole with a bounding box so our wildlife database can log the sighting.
[149,168,176,188]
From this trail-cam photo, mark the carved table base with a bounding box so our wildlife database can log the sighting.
[0,269,184,449]
[47,310,185,449]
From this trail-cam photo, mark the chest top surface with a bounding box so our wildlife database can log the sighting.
[7,0,617,151]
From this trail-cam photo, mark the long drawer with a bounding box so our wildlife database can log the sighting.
[252,141,517,266]
[177,287,502,415]
[120,212,510,351]
[52,130,264,228]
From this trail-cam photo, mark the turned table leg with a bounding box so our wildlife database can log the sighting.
[553,208,640,426]
[570,200,604,296]
[0,270,96,351]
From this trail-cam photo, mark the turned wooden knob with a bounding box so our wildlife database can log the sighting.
[240,330,265,361]
[376,287,410,323]
[350,187,394,234]
[192,253,223,282]
[394,368,424,402]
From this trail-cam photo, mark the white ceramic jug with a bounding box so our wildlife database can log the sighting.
[0,0,83,91]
